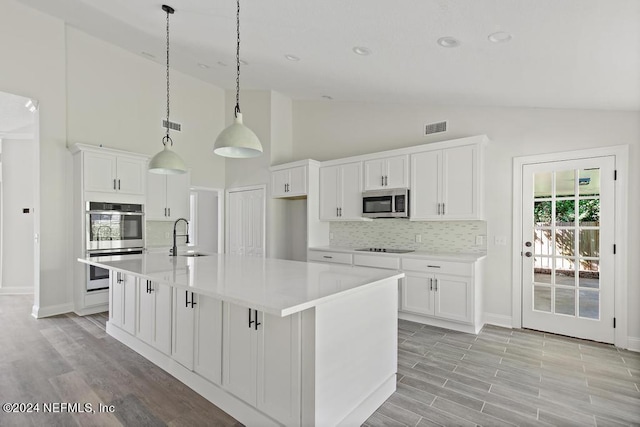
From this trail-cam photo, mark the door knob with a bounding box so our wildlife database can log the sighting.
[525,252,532,257]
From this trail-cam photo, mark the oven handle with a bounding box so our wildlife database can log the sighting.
[87,249,144,256]
[87,210,144,215]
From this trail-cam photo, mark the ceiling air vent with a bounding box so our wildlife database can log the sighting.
[162,119,182,132]
[424,121,447,136]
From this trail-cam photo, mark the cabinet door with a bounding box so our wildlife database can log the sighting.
[410,151,441,220]
[116,157,146,195]
[363,159,386,191]
[434,274,472,323]
[271,169,289,198]
[222,303,257,405]
[137,280,154,345]
[153,283,172,355]
[109,273,123,328]
[287,166,307,196]
[146,173,167,220]
[84,152,117,193]
[172,289,195,370]
[385,155,409,189]
[339,162,363,219]
[121,274,137,335]
[441,145,478,219]
[194,295,223,385]
[400,273,434,315]
[166,172,190,220]
[256,312,301,426]
[319,166,340,220]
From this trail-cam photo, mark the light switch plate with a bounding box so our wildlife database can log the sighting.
[495,236,507,246]
[475,235,484,245]
[415,234,422,243]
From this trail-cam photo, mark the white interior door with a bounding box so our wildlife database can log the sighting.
[226,187,265,257]
[522,156,615,343]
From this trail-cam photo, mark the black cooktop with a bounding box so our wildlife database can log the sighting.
[355,247,415,254]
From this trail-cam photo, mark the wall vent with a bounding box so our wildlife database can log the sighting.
[424,121,447,135]
[162,119,182,132]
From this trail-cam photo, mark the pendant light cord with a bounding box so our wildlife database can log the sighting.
[164,5,174,146]
[235,0,241,116]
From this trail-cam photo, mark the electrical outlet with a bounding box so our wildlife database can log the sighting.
[475,235,484,245]
[495,236,507,246]
[415,234,422,243]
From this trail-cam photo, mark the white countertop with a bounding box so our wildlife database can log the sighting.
[79,252,404,317]
[308,246,486,262]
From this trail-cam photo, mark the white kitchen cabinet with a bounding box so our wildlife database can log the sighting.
[271,165,307,198]
[146,171,190,221]
[401,272,472,323]
[307,250,353,265]
[83,151,146,195]
[222,302,301,426]
[410,144,482,220]
[109,271,137,335]
[364,155,409,191]
[171,289,223,384]
[137,280,172,355]
[319,162,365,220]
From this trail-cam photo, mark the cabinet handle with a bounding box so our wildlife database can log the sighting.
[254,309,261,330]
[323,255,333,259]
[434,279,438,292]
[385,176,388,186]
[118,179,121,190]
[442,203,445,215]
[190,293,197,308]
[113,179,117,190]
[248,308,255,328]
[117,272,123,284]
[427,265,441,268]
[185,290,189,308]
[336,207,339,217]
[429,278,433,291]
[381,176,384,186]
[168,207,171,217]
[339,207,342,217]
[149,281,154,293]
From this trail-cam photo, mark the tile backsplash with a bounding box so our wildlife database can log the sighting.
[329,219,486,253]
[146,220,189,248]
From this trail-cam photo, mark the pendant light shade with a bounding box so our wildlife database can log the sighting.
[149,4,187,174]
[213,0,263,158]
[213,113,262,158]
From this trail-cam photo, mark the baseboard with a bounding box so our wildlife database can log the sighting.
[483,312,513,329]
[0,287,33,295]
[31,302,74,319]
[74,304,108,316]
[398,312,482,334]
[627,336,640,353]
[338,375,396,427]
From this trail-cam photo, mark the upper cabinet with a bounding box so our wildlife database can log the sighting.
[319,162,365,221]
[363,155,409,191]
[146,171,190,221]
[410,143,483,220]
[82,150,146,196]
[271,165,307,198]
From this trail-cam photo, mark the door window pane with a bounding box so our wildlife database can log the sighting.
[579,229,599,258]
[578,199,600,225]
[534,172,552,198]
[579,169,600,196]
[534,201,552,226]
[579,290,599,319]
[556,199,576,226]
[579,260,599,289]
[555,262,576,286]
[534,257,552,284]
[555,229,575,257]
[555,288,575,316]
[534,229,553,255]
[534,286,551,312]
[556,170,575,197]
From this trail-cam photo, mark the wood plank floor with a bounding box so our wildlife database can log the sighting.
[1,295,638,426]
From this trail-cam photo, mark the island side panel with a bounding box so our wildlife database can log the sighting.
[312,277,398,426]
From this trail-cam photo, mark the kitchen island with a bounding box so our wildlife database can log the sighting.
[79,252,404,426]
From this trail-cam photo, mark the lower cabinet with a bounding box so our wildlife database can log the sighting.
[401,272,472,324]
[172,289,223,385]
[137,280,171,355]
[222,302,301,426]
[109,271,137,335]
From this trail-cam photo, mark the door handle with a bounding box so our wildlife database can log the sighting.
[525,241,532,247]
[525,252,532,257]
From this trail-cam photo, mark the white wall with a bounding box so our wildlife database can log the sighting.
[292,101,640,339]
[0,139,35,292]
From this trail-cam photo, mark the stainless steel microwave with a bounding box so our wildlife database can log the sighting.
[362,189,409,218]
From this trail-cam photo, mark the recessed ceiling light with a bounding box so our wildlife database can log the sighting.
[141,51,156,58]
[436,37,460,48]
[322,95,333,100]
[217,61,228,67]
[198,63,210,69]
[488,31,512,43]
[352,46,371,56]
[285,54,300,61]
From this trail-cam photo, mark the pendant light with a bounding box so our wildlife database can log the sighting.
[149,4,187,174]
[213,0,263,158]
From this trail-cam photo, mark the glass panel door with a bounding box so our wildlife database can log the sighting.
[522,157,614,343]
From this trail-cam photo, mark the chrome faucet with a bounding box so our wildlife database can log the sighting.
[171,218,190,256]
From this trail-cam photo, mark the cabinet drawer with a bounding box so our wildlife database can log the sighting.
[353,254,400,270]
[401,258,472,276]
[307,251,353,265]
